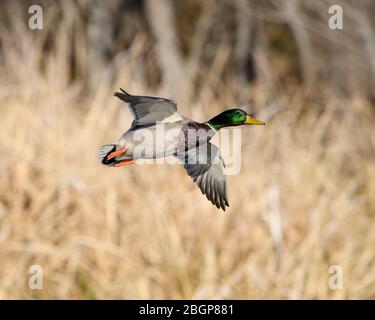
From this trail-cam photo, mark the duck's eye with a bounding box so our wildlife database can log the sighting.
[235,111,241,116]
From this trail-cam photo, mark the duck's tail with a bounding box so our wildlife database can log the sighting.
[97,144,134,167]
[97,144,117,166]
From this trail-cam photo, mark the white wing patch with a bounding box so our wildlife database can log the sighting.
[161,111,184,123]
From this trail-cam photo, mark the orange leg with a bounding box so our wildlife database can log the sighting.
[107,147,128,160]
[114,159,135,167]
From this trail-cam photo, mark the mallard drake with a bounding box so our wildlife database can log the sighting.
[98,89,265,211]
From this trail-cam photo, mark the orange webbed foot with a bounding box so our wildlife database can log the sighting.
[107,147,128,160]
[114,159,135,167]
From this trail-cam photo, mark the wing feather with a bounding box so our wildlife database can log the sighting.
[114,88,181,128]
[178,143,229,211]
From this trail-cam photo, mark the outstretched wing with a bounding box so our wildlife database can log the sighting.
[114,88,182,128]
[177,143,229,211]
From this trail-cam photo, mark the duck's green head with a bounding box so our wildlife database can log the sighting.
[208,109,265,130]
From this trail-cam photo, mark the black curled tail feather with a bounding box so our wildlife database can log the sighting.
[97,144,117,166]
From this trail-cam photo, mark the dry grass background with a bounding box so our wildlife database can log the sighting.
[0,0,374,299]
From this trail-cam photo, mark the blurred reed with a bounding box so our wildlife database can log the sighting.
[0,0,374,299]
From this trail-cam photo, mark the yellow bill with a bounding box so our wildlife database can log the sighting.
[245,115,266,125]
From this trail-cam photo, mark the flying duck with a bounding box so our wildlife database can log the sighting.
[98,89,265,211]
